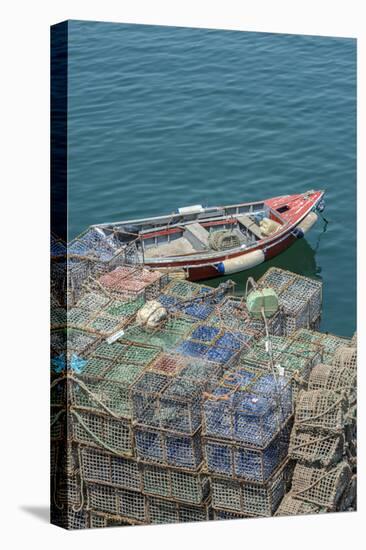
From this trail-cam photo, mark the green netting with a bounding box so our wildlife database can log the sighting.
[71,410,133,455]
[51,307,67,327]
[94,342,128,361]
[104,362,145,385]
[122,328,181,351]
[71,378,132,418]
[90,316,123,333]
[165,280,200,299]
[67,308,94,327]
[77,292,110,311]
[122,345,160,365]
[106,297,144,317]
[164,316,197,335]
[82,357,113,378]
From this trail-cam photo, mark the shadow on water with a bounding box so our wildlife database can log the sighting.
[203,237,321,297]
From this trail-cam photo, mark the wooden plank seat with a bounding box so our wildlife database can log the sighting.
[235,214,263,240]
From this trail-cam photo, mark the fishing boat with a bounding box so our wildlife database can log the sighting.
[91,190,325,281]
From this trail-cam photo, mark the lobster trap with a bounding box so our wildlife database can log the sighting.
[51,507,89,530]
[86,481,147,522]
[80,446,142,492]
[203,370,292,447]
[292,328,351,364]
[131,357,222,434]
[146,496,210,524]
[294,389,348,433]
[141,463,209,505]
[257,268,322,335]
[212,509,249,521]
[203,418,292,482]
[97,265,165,301]
[332,346,357,371]
[70,410,134,457]
[291,461,352,510]
[288,427,344,468]
[308,362,356,404]
[210,460,290,517]
[274,492,324,516]
[134,427,202,470]
[240,335,321,402]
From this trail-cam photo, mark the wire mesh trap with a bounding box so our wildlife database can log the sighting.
[51,507,89,530]
[290,461,352,510]
[86,481,147,522]
[288,427,344,468]
[332,346,357,372]
[294,389,348,433]
[336,475,357,512]
[210,460,290,517]
[134,427,203,470]
[257,268,322,335]
[146,496,211,525]
[203,369,292,447]
[308,362,356,404]
[203,418,292,482]
[212,509,249,521]
[70,410,134,457]
[274,492,324,516]
[141,463,209,504]
[80,446,142,492]
[51,259,356,527]
[131,357,222,434]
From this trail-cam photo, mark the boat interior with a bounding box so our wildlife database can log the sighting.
[99,201,288,260]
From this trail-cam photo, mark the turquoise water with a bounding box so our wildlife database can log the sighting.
[67,21,356,336]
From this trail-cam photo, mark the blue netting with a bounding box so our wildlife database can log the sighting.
[204,441,232,476]
[51,354,66,374]
[198,286,213,295]
[68,229,117,261]
[51,240,66,256]
[135,429,164,463]
[157,294,179,309]
[223,369,256,388]
[176,341,209,358]
[216,331,251,350]
[234,435,284,481]
[206,346,235,364]
[180,302,214,320]
[233,393,279,446]
[250,374,292,421]
[204,389,279,446]
[165,433,202,469]
[68,240,90,256]
[190,325,220,343]
[51,353,87,374]
[205,438,282,481]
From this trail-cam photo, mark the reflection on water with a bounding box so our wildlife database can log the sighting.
[204,236,321,297]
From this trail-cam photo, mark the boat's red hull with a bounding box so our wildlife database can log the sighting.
[140,190,324,281]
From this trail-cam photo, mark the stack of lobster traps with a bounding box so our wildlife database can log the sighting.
[257,267,322,335]
[202,366,294,519]
[276,338,357,515]
[50,256,357,529]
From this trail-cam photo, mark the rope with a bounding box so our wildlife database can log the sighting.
[294,464,343,498]
[297,395,345,425]
[50,409,66,434]
[52,443,64,511]
[292,432,337,452]
[72,445,85,513]
[68,376,124,419]
[70,410,128,456]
